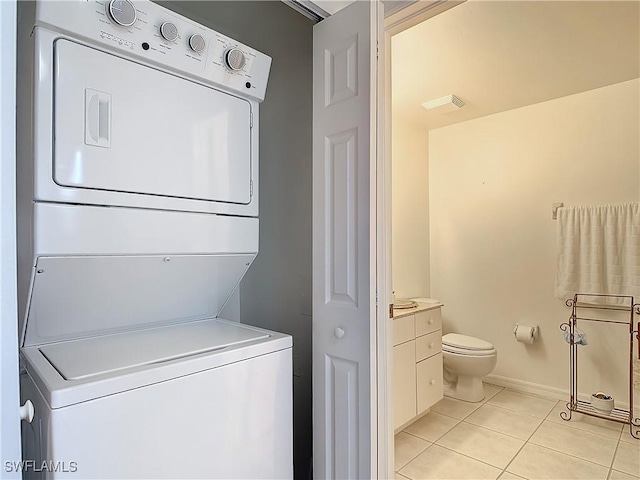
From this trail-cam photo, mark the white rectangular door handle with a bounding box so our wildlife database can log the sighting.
[85,88,111,148]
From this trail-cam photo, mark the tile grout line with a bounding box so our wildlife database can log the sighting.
[527,403,622,474]
[397,408,466,472]
[429,393,551,477]
[395,442,439,479]
[430,441,515,474]
[481,400,555,421]
[393,436,432,472]
[549,401,625,439]
[432,385,506,422]
[524,438,623,473]
[484,399,559,419]
[402,415,462,444]
[547,417,624,440]
[401,388,580,479]
[499,399,562,478]
[458,419,535,445]
[497,385,565,402]
[397,388,506,477]
[430,406,481,422]
[397,389,639,479]
[531,405,625,472]
[606,426,625,479]
[402,389,638,479]
[461,413,547,442]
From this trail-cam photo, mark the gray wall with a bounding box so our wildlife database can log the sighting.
[158,2,313,477]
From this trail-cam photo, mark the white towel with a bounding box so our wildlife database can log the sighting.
[555,203,640,302]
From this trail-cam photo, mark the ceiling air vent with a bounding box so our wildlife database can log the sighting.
[422,94,466,112]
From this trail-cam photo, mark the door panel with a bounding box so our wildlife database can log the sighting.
[417,353,443,414]
[54,40,252,205]
[312,2,381,478]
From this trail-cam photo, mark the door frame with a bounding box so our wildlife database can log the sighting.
[0,0,21,476]
[377,1,463,478]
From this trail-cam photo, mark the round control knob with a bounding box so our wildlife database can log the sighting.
[160,22,178,42]
[225,48,246,71]
[107,0,137,27]
[189,34,206,53]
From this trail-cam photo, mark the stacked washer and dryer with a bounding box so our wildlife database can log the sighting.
[16,1,292,478]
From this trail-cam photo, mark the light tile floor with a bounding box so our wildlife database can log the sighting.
[395,385,640,480]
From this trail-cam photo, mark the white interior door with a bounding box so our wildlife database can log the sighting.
[312,2,381,478]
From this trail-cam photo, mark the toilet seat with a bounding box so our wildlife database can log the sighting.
[443,344,497,356]
[442,333,496,356]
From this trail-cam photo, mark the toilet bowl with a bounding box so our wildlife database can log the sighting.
[442,333,497,403]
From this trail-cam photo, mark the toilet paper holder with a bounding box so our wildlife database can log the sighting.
[513,324,539,344]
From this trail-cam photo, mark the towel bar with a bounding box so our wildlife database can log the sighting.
[552,202,564,220]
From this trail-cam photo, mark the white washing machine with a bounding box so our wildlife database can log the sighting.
[16,1,292,478]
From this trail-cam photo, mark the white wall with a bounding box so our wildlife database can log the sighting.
[429,79,640,401]
[392,115,430,300]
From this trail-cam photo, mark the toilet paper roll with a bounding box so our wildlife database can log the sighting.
[514,325,537,344]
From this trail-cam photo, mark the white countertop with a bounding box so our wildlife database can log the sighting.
[393,301,443,319]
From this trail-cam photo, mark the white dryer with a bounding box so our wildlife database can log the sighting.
[16,1,292,478]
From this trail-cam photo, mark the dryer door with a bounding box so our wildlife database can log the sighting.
[53,39,252,205]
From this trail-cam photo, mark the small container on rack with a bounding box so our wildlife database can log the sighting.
[559,293,640,439]
[590,392,614,415]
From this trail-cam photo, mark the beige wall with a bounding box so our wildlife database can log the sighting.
[428,79,639,400]
[392,115,430,300]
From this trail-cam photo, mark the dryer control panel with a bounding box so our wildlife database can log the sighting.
[35,0,271,102]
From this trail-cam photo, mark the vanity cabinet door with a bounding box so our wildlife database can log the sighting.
[393,340,416,429]
[416,353,443,414]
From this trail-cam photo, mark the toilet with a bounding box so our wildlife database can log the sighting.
[442,333,497,403]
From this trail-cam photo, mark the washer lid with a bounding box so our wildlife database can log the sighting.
[22,254,256,347]
[442,333,494,351]
[38,319,270,381]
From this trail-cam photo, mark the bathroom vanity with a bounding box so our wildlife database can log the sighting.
[393,302,444,431]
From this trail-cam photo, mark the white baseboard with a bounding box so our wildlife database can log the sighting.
[484,374,569,401]
[485,374,635,411]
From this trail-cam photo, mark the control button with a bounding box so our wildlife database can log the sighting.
[189,34,206,53]
[107,0,137,27]
[225,48,246,71]
[245,82,251,89]
[160,22,178,42]
[142,42,150,51]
